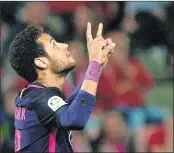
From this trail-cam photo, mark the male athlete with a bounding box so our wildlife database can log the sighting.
[9,22,115,152]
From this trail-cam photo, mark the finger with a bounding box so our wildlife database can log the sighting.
[107,42,116,53]
[95,35,104,41]
[99,40,108,49]
[102,57,108,63]
[100,42,108,49]
[109,48,115,56]
[110,43,116,51]
[104,43,116,56]
[111,43,116,50]
[108,45,115,56]
[103,57,108,68]
[86,22,93,42]
[106,38,112,46]
[109,49,115,56]
[98,39,108,44]
[96,23,103,37]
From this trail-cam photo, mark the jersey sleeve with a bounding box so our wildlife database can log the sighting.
[65,80,83,104]
[30,87,68,130]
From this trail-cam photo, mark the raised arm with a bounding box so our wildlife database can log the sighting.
[59,22,115,129]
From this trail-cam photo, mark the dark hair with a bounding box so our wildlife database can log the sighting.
[9,25,46,83]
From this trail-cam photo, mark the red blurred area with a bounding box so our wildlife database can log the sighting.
[47,2,87,13]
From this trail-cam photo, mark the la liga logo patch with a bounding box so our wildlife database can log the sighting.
[48,96,67,111]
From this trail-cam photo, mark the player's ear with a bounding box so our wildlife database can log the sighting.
[34,57,49,69]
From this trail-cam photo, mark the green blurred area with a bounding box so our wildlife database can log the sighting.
[0,122,9,142]
[147,81,173,113]
[136,46,173,113]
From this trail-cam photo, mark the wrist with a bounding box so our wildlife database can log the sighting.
[89,59,102,65]
[84,61,101,82]
[89,61,101,68]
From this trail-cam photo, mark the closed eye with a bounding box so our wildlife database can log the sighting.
[52,40,60,50]
[53,42,56,48]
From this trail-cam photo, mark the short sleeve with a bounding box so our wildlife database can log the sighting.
[30,87,68,130]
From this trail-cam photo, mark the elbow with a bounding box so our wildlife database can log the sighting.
[61,120,86,131]
[72,125,85,130]
[73,115,88,129]
[76,119,88,130]
[74,118,89,130]
[60,111,88,129]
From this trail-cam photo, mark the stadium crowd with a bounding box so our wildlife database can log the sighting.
[0,1,173,152]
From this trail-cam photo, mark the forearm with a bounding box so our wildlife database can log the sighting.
[65,80,83,103]
[59,61,101,129]
[60,90,95,130]
[80,80,98,96]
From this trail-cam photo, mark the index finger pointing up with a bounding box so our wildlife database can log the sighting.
[96,23,103,37]
[86,22,93,42]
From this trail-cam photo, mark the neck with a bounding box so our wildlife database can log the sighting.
[37,72,65,90]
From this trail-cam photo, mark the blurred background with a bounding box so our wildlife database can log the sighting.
[0,1,173,152]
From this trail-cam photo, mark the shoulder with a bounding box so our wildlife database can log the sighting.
[29,87,67,112]
[29,87,63,101]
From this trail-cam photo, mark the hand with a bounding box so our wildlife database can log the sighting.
[86,22,115,68]
[102,38,115,70]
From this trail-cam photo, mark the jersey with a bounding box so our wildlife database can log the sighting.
[14,82,73,152]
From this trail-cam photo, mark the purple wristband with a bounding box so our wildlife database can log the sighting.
[84,61,101,82]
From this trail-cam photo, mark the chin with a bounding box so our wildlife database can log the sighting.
[69,60,76,71]
[60,61,76,77]
[69,56,76,68]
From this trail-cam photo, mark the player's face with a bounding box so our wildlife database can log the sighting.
[37,33,76,75]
